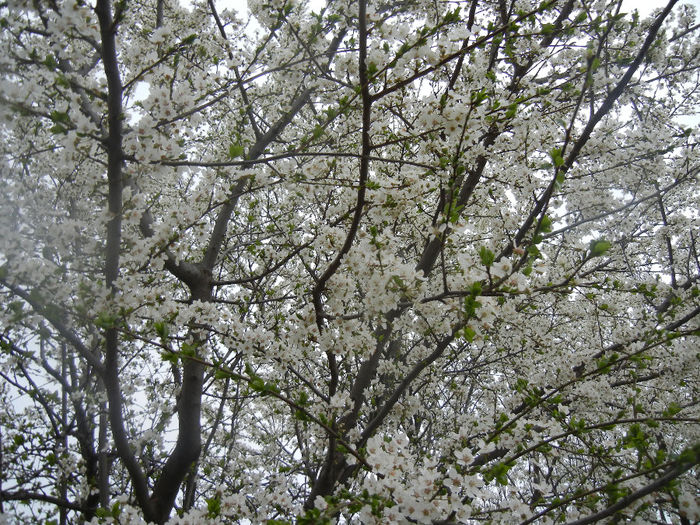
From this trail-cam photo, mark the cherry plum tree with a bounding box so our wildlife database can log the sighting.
[0,0,698,523]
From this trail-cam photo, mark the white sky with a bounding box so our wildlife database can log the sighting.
[630,0,700,16]
[221,0,699,33]
[224,0,700,16]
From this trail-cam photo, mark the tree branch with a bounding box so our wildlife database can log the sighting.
[502,0,679,260]
[95,0,153,518]
[0,490,84,512]
[563,445,699,525]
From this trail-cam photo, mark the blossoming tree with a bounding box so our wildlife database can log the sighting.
[0,0,698,522]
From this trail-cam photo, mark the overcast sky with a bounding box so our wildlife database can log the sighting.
[224,0,699,24]
[627,0,700,16]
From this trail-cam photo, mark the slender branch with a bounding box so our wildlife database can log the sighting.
[0,279,103,372]
[502,0,679,261]
[545,174,691,239]
[370,1,558,102]
[207,0,262,140]
[562,446,699,525]
[656,183,677,287]
[518,454,689,524]
[0,490,84,512]
[158,151,435,170]
[202,32,345,271]
[360,334,455,445]
[444,0,478,94]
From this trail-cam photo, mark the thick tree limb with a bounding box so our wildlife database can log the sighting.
[95,0,154,518]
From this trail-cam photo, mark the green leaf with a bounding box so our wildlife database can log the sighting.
[589,239,611,257]
[550,147,564,167]
[154,321,168,339]
[95,312,118,330]
[206,495,221,518]
[443,6,461,23]
[263,380,280,395]
[50,111,70,124]
[596,352,618,373]
[161,351,178,365]
[484,461,513,486]
[296,391,309,406]
[312,124,324,140]
[228,144,245,159]
[43,54,58,70]
[55,75,70,89]
[181,33,198,45]
[471,88,488,106]
[662,401,681,417]
[249,378,266,392]
[294,409,310,422]
[479,246,495,267]
[181,341,198,357]
[245,362,259,379]
[390,275,405,289]
[463,326,476,342]
[677,443,699,464]
[214,368,231,380]
[464,295,481,317]
[538,215,553,233]
[470,281,482,297]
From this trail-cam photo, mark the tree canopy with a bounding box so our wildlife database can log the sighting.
[0,0,699,523]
